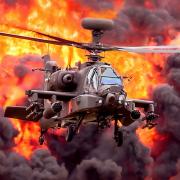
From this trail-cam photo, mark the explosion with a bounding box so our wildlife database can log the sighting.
[0,0,180,179]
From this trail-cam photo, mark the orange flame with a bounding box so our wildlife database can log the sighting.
[0,0,179,158]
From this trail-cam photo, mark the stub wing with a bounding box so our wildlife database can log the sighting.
[126,99,154,110]
[26,90,77,101]
[124,98,158,129]
[4,106,38,121]
[117,99,154,126]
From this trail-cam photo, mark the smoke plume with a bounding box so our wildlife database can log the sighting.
[77,0,113,10]
[152,54,180,179]
[103,1,179,45]
[0,0,180,180]
[46,121,152,180]
[0,111,68,180]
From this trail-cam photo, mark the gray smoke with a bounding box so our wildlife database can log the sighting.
[0,150,68,180]
[0,55,69,180]
[14,55,43,79]
[171,159,180,180]
[1,0,180,179]
[0,108,18,150]
[29,149,68,180]
[152,54,180,179]
[166,54,180,93]
[76,0,113,10]
[70,158,122,180]
[72,0,180,45]
[46,121,152,180]
[156,0,180,22]
[88,122,152,180]
[104,8,176,45]
[46,125,100,173]
[0,110,68,180]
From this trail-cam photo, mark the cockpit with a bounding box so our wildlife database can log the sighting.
[100,67,122,86]
[86,65,123,92]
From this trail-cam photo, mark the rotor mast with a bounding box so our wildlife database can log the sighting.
[81,18,114,62]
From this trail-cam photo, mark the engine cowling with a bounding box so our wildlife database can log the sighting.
[62,74,74,84]
[49,70,79,91]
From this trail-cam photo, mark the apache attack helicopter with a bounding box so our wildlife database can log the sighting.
[1,18,180,146]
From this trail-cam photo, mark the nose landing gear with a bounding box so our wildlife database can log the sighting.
[65,113,85,142]
[39,129,47,145]
[114,118,124,146]
[66,125,76,142]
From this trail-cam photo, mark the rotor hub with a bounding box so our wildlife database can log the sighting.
[86,54,103,61]
[81,18,114,61]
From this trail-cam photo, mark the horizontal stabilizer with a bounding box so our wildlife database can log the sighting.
[4,106,37,121]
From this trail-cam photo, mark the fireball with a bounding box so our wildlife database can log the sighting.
[0,0,179,163]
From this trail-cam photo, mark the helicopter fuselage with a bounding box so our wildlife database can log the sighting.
[4,59,157,145]
[2,17,160,145]
[39,61,126,128]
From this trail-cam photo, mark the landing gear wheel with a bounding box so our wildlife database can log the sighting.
[114,119,124,146]
[39,129,46,145]
[66,125,76,142]
[39,136,44,145]
[117,130,123,146]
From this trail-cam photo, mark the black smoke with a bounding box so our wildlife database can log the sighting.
[0,0,180,180]
[103,1,179,45]
[0,110,68,180]
[152,54,180,179]
[0,108,18,150]
[76,0,114,10]
[70,158,122,180]
[171,159,180,180]
[46,121,152,180]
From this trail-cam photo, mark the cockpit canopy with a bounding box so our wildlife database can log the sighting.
[100,67,122,86]
[86,65,123,91]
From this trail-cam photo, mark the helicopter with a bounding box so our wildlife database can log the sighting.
[1,18,180,146]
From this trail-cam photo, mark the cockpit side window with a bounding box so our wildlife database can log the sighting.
[87,68,94,85]
[86,68,98,92]
[100,67,123,86]
[101,67,117,77]
[91,70,98,90]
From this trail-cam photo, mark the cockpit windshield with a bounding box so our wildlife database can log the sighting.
[100,67,122,86]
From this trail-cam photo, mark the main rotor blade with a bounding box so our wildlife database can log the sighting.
[1,30,179,54]
[0,32,81,47]
[30,30,83,46]
[0,23,83,47]
[111,45,180,53]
